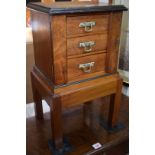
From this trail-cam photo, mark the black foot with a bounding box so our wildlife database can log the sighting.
[48,138,73,155]
[99,116,125,133]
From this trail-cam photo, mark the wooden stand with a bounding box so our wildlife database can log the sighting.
[31,67,123,153]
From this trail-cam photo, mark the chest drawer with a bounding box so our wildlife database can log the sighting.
[67,53,107,82]
[67,14,109,37]
[67,34,108,57]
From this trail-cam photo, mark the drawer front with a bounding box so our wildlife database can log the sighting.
[67,34,108,56]
[67,14,109,37]
[67,53,107,82]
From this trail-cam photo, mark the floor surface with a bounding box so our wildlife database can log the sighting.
[26,95,129,155]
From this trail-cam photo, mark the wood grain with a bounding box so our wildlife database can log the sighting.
[108,77,123,128]
[68,50,106,59]
[67,53,107,82]
[50,94,63,149]
[31,72,44,119]
[31,69,124,151]
[107,52,118,73]
[67,14,109,37]
[67,34,108,56]
[31,10,53,80]
[51,15,67,85]
[106,12,123,73]
[55,74,120,107]
[31,68,53,106]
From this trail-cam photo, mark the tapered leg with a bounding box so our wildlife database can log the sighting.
[31,74,43,119]
[50,95,63,150]
[108,78,123,128]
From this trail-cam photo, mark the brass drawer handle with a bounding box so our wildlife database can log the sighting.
[79,21,96,32]
[79,41,95,52]
[79,62,95,73]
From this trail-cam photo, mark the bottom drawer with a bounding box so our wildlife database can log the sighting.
[67,53,107,82]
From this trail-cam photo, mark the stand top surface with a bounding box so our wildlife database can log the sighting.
[27,2,127,15]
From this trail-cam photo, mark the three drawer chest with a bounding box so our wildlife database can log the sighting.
[28,1,127,154]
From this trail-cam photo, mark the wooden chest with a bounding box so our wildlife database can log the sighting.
[28,2,127,153]
[28,2,127,87]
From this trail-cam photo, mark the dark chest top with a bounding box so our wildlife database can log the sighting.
[28,1,127,15]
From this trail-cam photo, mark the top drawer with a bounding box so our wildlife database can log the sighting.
[67,14,109,37]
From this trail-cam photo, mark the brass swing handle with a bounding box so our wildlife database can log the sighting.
[79,21,96,32]
[79,62,95,73]
[79,41,95,52]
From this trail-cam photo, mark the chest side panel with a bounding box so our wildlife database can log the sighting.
[31,11,53,80]
[106,12,123,73]
[51,15,67,85]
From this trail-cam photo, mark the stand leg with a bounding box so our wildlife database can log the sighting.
[31,74,43,119]
[108,78,123,128]
[83,101,92,126]
[50,95,63,150]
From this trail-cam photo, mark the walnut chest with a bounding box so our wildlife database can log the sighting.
[28,2,127,152]
[28,2,127,87]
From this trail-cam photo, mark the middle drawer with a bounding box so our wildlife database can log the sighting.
[67,34,108,57]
